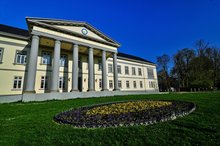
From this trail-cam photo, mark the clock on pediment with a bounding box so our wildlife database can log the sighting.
[81,28,88,35]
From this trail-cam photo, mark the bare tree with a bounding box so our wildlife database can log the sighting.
[195,39,209,56]
[157,54,170,91]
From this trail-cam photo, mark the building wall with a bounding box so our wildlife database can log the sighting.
[0,35,158,95]
[0,36,28,95]
[107,58,158,91]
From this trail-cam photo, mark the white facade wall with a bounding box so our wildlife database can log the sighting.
[0,36,158,95]
[0,23,158,95]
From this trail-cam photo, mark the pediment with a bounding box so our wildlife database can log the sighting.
[54,25,106,42]
[26,17,120,47]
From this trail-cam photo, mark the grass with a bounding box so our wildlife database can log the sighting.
[0,92,219,145]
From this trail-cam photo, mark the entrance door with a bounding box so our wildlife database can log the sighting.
[78,77,82,92]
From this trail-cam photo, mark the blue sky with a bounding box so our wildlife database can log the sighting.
[1,0,220,63]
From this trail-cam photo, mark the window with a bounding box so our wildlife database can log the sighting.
[118,80,122,88]
[125,66,129,75]
[60,55,68,67]
[147,68,154,79]
[138,68,142,76]
[117,65,121,74]
[132,67,136,75]
[13,76,22,89]
[15,51,27,64]
[40,76,48,89]
[109,80,113,88]
[99,79,102,88]
[0,48,3,63]
[149,81,152,88]
[108,64,113,73]
[98,60,102,70]
[140,81,143,88]
[41,51,51,65]
[133,81,137,88]
[59,77,66,89]
[149,81,157,88]
[126,81,130,88]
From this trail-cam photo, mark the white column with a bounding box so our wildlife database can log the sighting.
[113,52,119,91]
[71,44,79,92]
[101,50,108,91]
[88,47,94,91]
[24,35,39,93]
[50,40,61,92]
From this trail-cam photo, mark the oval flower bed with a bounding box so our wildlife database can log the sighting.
[54,100,196,128]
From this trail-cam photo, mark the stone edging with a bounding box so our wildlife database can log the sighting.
[54,100,196,129]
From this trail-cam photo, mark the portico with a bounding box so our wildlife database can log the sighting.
[24,17,120,93]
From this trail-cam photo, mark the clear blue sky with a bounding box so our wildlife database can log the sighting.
[1,0,220,63]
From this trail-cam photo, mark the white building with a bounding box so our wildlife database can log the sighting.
[0,17,158,102]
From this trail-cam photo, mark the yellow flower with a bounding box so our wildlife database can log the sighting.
[86,101,172,115]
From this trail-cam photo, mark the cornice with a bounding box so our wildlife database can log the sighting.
[0,31,29,41]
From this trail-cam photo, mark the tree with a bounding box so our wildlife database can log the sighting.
[190,40,214,89]
[195,39,209,56]
[206,47,220,89]
[171,40,220,90]
[171,48,195,91]
[157,54,170,91]
[172,52,184,90]
[159,39,220,92]
[182,48,195,87]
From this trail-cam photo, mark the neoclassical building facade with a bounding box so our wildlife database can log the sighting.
[0,17,158,97]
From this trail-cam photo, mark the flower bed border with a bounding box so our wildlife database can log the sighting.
[54,100,196,128]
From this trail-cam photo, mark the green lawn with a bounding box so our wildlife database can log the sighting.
[0,92,219,145]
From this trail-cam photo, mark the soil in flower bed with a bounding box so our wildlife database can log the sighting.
[54,100,196,128]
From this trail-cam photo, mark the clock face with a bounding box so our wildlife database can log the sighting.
[81,28,88,35]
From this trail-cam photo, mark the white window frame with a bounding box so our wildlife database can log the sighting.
[99,79,102,89]
[108,64,113,73]
[132,67,136,75]
[118,80,122,88]
[41,51,51,65]
[40,76,48,89]
[126,81,130,88]
[140,81,143,88]
[117,65,121,74]
[0,48,4,63]
[60,54,68,67]
[13,76,22,89]
[109,80,113,88]
[59,77,66,89]
[133,81,137,88]
[138,68,142,76]
[149,81,157,88]
[15,50,27,64]
[125,66,129,75]
[147,68,155,79]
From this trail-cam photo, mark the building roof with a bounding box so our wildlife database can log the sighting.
[0,24,29,38]
[118,52,155,65]
[0,24,155,65]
